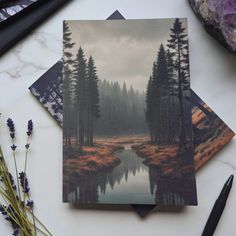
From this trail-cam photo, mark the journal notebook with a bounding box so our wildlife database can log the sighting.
[61,18,197,205]
[29,11,234,214]
[0,0,70,55]
[0,0,39,24]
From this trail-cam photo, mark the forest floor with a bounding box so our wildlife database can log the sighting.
[63,135,149,176]
[131,143,194,178]
[64,144,123,176]
[64,135,196,178]
[192,106,235,170]
[97,135,195,178]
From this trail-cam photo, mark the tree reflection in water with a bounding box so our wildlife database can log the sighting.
[64,148,196,205]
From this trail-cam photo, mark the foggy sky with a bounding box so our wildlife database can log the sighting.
[66,19,187,92]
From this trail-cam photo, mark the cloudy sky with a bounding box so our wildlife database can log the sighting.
[66,19,187,92]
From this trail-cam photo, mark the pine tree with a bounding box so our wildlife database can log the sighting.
[145,76,154,142]
[63,21,75,146]
[167,18,189,151]
[63,21,75,64]
[73,47,87,146]
[146,44,176,145]
[155,44,170,144]
[86,56,100,145]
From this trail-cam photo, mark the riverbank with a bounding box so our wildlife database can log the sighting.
[64,144,123,176]
[132,143,194,178]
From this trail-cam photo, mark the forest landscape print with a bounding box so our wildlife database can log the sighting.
[63,19,198,205]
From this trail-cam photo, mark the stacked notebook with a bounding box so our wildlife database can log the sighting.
[0,0,70,55]
[29,11,235,216]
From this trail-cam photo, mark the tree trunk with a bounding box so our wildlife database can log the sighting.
[78,111,84,146]
[177,37,187,152]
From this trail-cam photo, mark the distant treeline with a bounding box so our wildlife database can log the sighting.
[95,80,147,135]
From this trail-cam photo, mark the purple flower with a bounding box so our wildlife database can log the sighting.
[0,205,7,216]
[11,144,17,151]
[19,172,30,193]
[13,228,19,236]
[27,120,33,136]
[0,205,19,235]
[26,200,34,209]
[8,173,16,191]
[7,118,15,139]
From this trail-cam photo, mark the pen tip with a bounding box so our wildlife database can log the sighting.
[227,175,234,185]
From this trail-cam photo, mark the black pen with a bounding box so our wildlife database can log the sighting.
[202,174,234,236]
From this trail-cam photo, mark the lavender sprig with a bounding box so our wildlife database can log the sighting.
[24,120,36,235]
[0,119,53,236]
[6,118,21,203]
[23,121,32,208]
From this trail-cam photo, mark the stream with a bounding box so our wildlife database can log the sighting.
[66,144,195,205]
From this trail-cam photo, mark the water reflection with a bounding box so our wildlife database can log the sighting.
[64,147,196,205]
[148,167,196,205]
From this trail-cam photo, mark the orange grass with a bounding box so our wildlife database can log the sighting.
[64,144,123,175]
[192,105,235,170]
[132,144,193,178]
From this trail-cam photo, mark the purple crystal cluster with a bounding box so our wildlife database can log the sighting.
[189,0,236,52]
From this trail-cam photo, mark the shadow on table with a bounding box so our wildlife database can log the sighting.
[70,203,185,218]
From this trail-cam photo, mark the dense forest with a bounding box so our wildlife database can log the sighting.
[63,21,148,147]
[146,19,192,151]
[95,80,147,135]
[64,19,192,151]
[63,38,100,146]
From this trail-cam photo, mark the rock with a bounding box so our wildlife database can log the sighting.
[189,0,236,52]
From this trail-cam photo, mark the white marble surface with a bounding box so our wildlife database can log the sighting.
[0,0,236,235]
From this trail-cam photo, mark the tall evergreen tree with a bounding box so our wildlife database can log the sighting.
[167,18,190,151]
[63,21,75,146]
[145,76,154,142]
[155,44,170,144]
[166,49,180,143]
[86,56,100,145]
[73,47,87,146]
[63,21,75,65]
[145,44,180,145]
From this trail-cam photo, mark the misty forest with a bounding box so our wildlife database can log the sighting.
[63,19,197,205]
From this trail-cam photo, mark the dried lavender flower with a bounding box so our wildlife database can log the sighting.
[0,205,7,217]
[27,120,33,136]
[11,144,17,151]
[19,172,30,194]
[8,173,17,191]
[7,118,15,139]
[26,200,34,209]
[0,205,19,236]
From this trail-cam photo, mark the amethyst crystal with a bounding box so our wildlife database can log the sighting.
[189,0,236,52]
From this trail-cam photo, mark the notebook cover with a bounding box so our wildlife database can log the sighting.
[0,0,71,56]
[0,0,42,25]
